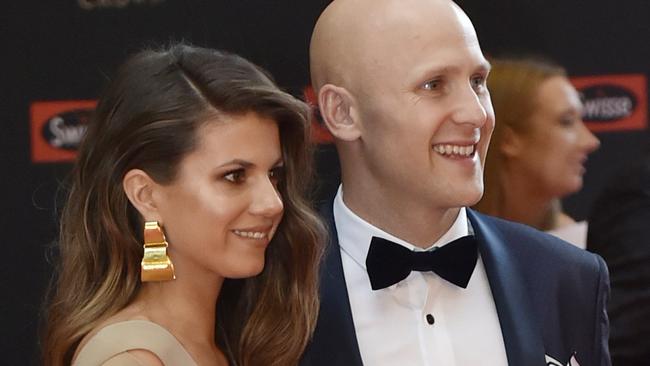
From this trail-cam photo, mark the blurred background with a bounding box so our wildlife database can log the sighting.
[2,1,648,364]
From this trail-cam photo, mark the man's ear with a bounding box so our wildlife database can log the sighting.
[499,126,524,158]
[123,169,163,223]
[318,84,362,141]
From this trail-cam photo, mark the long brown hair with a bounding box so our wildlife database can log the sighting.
[475,57,566,221]
[42,43,325,366]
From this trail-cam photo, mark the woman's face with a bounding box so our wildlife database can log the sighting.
[508,76,600,198]
[154,111,285,280]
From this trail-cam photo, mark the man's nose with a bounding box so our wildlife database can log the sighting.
[451,84,489,127]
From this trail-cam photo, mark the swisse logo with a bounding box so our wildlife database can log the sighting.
[78,0,164,10]
[30,100,97,163]
[42,109,91,150]
[582,85,637,122]
[571,74,647,132]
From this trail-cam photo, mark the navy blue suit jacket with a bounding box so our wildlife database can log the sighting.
[301,205,611,366]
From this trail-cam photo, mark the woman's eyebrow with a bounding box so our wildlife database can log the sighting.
[217,159,254,168]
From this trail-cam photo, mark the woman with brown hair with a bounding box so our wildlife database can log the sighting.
[42,43,325,365]
[474,57,600,247]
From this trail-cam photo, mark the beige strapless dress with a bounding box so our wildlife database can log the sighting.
[73,320,198,366]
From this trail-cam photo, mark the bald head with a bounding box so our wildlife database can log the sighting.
[309,0,494,241]
[310,0,478,94]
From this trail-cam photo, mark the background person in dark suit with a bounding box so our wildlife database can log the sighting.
[588,149,650,366]
[302,0,611,365]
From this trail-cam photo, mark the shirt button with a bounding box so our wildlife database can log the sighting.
[426,313,435,325]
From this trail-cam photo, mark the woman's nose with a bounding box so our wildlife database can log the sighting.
[578,121,600,153]
[250,177,284,218]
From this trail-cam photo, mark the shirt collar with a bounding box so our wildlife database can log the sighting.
[333,185,470,271]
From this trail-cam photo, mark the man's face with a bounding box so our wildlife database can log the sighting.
[351,3,495,212]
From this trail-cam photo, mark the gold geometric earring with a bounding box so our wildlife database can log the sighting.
[141,221,176,282]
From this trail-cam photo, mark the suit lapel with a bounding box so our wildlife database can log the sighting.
[307,206,546,365]
[303,202,363,366]
[468,209,546,365]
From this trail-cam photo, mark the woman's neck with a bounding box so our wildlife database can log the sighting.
[504,200,557,231]
[497,169,565,231]
[131,270,225,363]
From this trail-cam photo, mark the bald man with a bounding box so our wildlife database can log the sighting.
[301,0,610,365]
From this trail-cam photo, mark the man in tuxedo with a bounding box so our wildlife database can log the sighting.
[302,0,611,365]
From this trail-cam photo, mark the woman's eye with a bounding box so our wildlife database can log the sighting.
[559,116,578,127]
[224,169,246,183]
[269,166,285,185]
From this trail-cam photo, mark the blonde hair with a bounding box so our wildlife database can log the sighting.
[475,57,566,220]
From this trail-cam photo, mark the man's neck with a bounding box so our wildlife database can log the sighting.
[340,185,461,248]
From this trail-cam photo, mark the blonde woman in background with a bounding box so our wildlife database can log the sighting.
[42,43,325,366]
[474,58,600,248]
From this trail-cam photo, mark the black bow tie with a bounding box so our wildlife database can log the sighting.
[365,235,478,290]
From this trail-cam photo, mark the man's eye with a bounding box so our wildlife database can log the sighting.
[224,169,246,183]
[471,75,487,91]
[422,79,443,91]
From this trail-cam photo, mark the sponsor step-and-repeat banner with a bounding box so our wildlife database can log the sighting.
[3,0,649,364]
[29,74,648,163]
[572,74,647,132]
[30,101,96,163]
[27,89,334,165]
[77,0,165,10]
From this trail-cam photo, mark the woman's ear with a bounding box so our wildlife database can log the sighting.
[318,84,362,141]
[499,126,524,158]
[123,169,162,223]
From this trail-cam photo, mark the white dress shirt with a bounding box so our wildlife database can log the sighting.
[334,186,509,366]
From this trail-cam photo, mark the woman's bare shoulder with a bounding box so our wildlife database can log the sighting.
[99,349,163,366]
[72,304,151,362]
[103,349,164,366]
